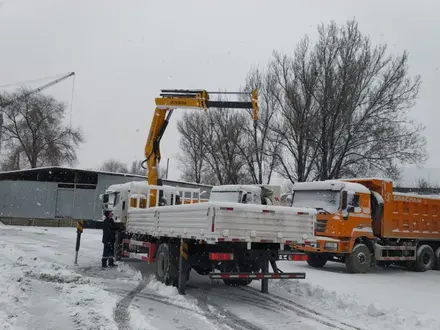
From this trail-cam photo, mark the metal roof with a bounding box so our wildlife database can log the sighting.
[0,166,213,188]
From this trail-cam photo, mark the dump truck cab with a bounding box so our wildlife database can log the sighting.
[292,180,374,254]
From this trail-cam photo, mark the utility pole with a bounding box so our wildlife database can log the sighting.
[166,158,170,179]
[0,113,3,156]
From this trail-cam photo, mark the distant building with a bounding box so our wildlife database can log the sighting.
[0,167,212,225]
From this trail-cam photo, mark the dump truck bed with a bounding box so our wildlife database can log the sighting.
[382,192,440,240]
[126,201,316,244]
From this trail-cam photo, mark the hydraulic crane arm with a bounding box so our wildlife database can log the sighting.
[142,89,259,206]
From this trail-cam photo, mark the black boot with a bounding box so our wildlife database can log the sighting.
[108,258,116,267]
[101,258,107,268]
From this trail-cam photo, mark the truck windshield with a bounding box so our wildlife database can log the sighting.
[292,190,340,213]
[209,191,242,203]
[106,192,117,207]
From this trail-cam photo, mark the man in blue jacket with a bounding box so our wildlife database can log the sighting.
[102,210,116,268]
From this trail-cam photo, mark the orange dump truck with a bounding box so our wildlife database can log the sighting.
[292,178,440,273]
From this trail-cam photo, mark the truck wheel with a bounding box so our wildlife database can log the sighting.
[346,244,371,273]
[414,245,434,272]
[155,243,178,286]
[307,253,327,268]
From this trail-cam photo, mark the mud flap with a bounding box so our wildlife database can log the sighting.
[178,239,191,295]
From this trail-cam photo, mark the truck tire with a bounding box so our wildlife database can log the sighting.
[435,247,440,270]
[414,245,434,272]
[307,253,327,268]
[155,243,178,286]
[346,244,371,273]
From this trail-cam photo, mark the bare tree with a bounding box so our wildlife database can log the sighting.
[311,20,426,180]
[239,67,281,184]
[202,108,251,185]
[269,47,320,183]
[129,160,146,176]
[415,177,439,190]
[176,106,251,185]
[100,159,128,173]
[0,88,84,170]
[259,19,426,183]
[177,112,208,183]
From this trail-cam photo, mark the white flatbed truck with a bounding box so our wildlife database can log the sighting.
[100,182,316,294]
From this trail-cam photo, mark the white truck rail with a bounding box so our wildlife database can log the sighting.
[127,201,315,245]
[129,183,202,208]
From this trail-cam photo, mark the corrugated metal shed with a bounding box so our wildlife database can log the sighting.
[0,166,212,222]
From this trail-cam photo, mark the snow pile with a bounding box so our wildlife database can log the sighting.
[145,275,197,309]
[0,245,119,329]
[61,282,119,330]
[144,275,211,324]
[146,275,183,297]
[116,261,143,283]
[0,256,32,329]
[271,279,439,330]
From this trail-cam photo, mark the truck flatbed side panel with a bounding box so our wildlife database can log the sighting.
[125,202,315,243]
[126,209,156,234]
[381,193,440,240]
[214,207,314,243]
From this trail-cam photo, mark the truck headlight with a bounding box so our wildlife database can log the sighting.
[324,242,338,251]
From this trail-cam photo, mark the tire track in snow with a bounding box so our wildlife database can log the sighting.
[108,285,263,330]
[113,281,146,330]
[189,286,266,330]
[238,286,364,330]
[108,287,202,313]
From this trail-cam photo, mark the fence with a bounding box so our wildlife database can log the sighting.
[0,217,82,227]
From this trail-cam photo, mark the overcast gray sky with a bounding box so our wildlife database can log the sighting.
[0,0,438,185]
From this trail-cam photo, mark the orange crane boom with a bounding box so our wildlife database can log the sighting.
[142,89,259,206]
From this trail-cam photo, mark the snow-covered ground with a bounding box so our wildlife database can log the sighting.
[0,225,439,330]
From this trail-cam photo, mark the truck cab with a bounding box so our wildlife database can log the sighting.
[291,180,375,257]
[209,184,280,205]
[100,181,202,224]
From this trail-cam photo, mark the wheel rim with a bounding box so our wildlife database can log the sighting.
[422,252,431,265]
[357,252,367,264]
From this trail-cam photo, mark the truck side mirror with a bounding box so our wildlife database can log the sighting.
[241,190,248,203]
[341,191,348,210]
[102,194,109,203]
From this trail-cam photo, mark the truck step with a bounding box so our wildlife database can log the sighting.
[121,251,154,262]
[121,239,157,263]
[278,251,308,261]
[209,272,306,280]
[374,244,416,261]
